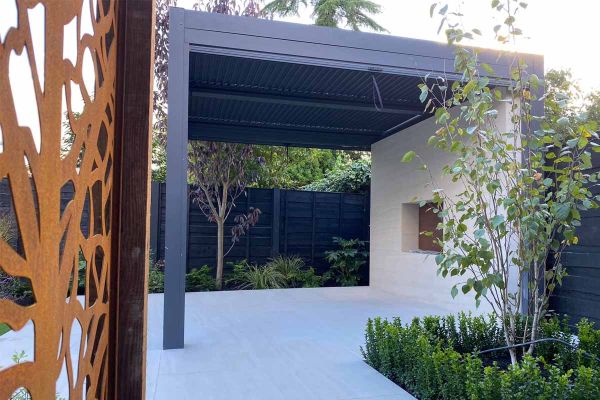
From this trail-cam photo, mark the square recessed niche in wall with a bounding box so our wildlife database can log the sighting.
[400,202,442,253]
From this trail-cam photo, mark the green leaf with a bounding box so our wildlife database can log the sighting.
[435,254,444,265]
[557,117,570,127]
[481,63,495,75]
[566,138,578,148]
[401,151,416,163]
[529,73,539,90]
[418,83,429,103]
[554,203,570,221]
[490,215,505,229]
[463,80,477,97]
[451,285,458,298]
[542,178,553,187]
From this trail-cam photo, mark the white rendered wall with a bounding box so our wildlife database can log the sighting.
[370,101,512,313]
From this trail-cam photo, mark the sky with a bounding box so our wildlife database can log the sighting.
[1,0,598,152]
[181,0,600,94]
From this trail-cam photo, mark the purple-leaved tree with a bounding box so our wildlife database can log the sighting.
[188,142,263,289]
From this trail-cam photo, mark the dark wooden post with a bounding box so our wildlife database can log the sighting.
[109,0,155,398]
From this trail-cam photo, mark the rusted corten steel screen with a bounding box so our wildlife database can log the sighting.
[0,0,117,398]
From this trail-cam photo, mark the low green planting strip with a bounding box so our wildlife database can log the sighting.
[362,313,600,400]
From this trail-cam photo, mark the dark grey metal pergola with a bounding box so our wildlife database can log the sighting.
[164,7,544,349]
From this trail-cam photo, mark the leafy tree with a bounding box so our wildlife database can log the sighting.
[303,158,371,193]
[544,69,600,141]
[248,146,338,189]
[403,0,600,364]
[263,0,386,31]
[153,0,177,149]
[586,90,600,126]
[194,0,263,15]
[545,70,581,119]
[188,142,262,289]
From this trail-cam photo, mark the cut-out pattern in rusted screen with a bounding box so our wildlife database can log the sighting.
[0,0,116,398]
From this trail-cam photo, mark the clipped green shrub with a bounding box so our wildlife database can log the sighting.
[362,313,600,400]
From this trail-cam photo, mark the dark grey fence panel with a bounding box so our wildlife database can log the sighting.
[150,183,370,280]
[0,178,89,255]
[549,166,600,326]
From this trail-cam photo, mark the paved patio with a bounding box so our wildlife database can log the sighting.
[146,286,458,400]
[0,286,458,399]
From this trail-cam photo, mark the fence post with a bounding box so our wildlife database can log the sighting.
[272,189,281,256]
[246,190,251,261]
[311,192,316,266]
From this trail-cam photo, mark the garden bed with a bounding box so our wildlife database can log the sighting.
[362,313,600,399]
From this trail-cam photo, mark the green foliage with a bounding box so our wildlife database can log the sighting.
[228,257,323,289]
[295,267,323,288]
[227,261,286,290]
[262,0,386,32]
[577,318,600,361]
[324,237,368,286]
[148,260,217,293]
[587,90,600,127]
[265,255,323,288]
[249,146,342,189]
[185,265,216,292]
[409,1,600,361]
[362,313,600,400]
[151,131,167,182]
[0,323,10,336]
[148,259,165,294]
[303,158,371,193]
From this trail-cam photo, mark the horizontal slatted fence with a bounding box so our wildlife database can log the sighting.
[151,183,370,281]
[549,166,600,326]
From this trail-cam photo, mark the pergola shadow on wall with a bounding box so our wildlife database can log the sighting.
[165,7,543,349]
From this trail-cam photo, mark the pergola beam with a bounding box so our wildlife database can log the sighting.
[190,88,423,115]
[188,121,377,150]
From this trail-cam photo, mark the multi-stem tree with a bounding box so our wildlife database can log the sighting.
[188,142,262,289]
[403,0,600,364]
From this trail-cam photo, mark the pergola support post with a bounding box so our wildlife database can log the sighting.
[163,7,189,350]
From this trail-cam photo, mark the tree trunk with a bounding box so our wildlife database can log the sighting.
[216,219,224,290]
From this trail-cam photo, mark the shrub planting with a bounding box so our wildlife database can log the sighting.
[362,313,600,400]
[185,265,216,292]
[324,237,368,287]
